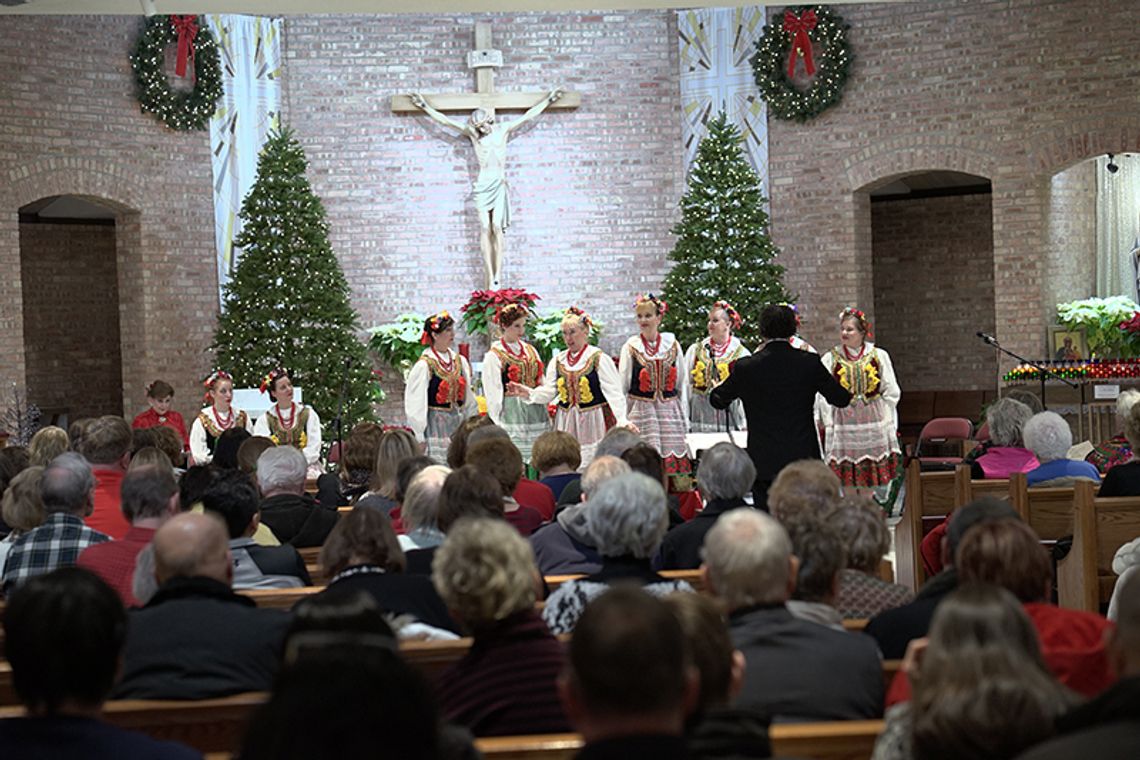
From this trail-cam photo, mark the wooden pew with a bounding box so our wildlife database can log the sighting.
[1009,472,1079,542]
[895,460,956,592]
[953,464,1011,506]
[1058,480,1140,612]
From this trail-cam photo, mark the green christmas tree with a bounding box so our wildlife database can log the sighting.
[661,112,793,349]
[212,127,377,440]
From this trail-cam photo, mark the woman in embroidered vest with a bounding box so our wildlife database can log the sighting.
[684,300,751,434]
[818,308,902,491]
[253,367,323,475]
[405,311,477,459]
[189,370,252,466]
[507,306,630,470]
[481,303,550,466]
[617,294,691,491]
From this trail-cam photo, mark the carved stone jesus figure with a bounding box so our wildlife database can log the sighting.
[409,88,564,289]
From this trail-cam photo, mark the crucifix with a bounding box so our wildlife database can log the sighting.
[393,22,581,290]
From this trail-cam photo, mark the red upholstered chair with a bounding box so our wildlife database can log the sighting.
[915,417,974,468]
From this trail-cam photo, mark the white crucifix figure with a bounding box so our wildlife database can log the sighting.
[393,22,580,290]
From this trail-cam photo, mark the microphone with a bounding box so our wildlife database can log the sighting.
[976,331,998,345]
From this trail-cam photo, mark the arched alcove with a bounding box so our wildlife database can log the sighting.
[19,195,124,422]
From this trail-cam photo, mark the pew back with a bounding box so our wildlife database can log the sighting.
[1058,480,1140,612]
[895,460,956,591]
[1009,472,1078,542]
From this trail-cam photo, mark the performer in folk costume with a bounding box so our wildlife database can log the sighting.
[189,370,252,466]
[684,301,751,433]
[132,379,190,451]
[254,367,323,473]
[405,311,477,458]
[481,302,550,465]
[817,308,902,490]
[618,294,692,490]
[507,306,631,470]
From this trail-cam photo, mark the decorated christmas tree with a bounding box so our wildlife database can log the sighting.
[212,127,377,437]
[661,112,793,349]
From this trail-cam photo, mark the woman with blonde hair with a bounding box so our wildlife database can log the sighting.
[357,427,420,514]
[0,466,45,570]
[27,426,69,467]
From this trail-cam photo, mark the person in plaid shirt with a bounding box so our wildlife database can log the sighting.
[2,452,109,593]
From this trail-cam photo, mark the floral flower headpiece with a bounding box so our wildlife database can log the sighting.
[495,302,530,327]
[382,424,414,434]
[712,300,743,330]
[564,305,593,330]
[634,293,668,316]
[145,381,158,397]
[202,370,232,402]
[420,310,455,345]
[840,307,872,337]
[777,301,801,327]
[259,367,289,395]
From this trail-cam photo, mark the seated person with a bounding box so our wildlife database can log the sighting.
[968,397,1038,479]
[398,465,452,554]
[201,470,311,589]
[466,424,556,521]
[702,509,883,721]
[833,494,913,619]
[1023,411,1100,487]
[432,518,569,736]
[465,437,544,536]
[766,459,841,523]
[1086,389,1140,474]
[0,567,199,758]
[316,421,384,506]
[255,446,339,547]
[784,517,846,630]
[532,430,582,501]
[405,465,504,576]
[1098,401,1140,497]
[114,512,290,699]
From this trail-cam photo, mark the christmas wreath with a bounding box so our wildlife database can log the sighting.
[750,5,852,122]
[130,15,223,131]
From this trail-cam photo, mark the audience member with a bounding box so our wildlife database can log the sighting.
[544,472,692,634]
[433,517,569,735]
[658,442,755,570]
[621,442,685,526]
[784,518,847,629]
[966,397,1038,479]
[114,512,289,699]
[956,518,1114,697]
[865,496,1019,659]
[77,415,134,539]
[150,426,187,470]
[77,464,179,606]
[0,445,30,496]
[126,446,174,473]
[0,466,44,571]
[256,446,339,547]
[872,584,1075,760]
[533,430,583,500]
[3,453,109,591]
[466,437,544,535]
[833,495,913,618]
[211,427,252,470]
[664,593,771,760]
[67,417,93,451]
[237,436,276,475]
[0,568,199,759]
[380,454,436,530]
[530,456,630,575]
[357,427,419,513]
[1018,571,1140,759]
[559,587,696,759]
[318,507,457,634]
[702,509,883,721]
[1097,401,1140,496]
[556,426,642,507]
[445,414,495,469]
[467,424,557,520]
[765,459,841,522]
[399,464,451,552]
[201,469,310,589]
[1086,388,1140,474]
[316,421,384,506]
[27,425,68,467]
[1023,411,1100,486]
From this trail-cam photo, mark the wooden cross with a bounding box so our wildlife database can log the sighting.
[391,22,581,115]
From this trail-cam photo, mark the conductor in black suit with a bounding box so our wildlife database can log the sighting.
[711,304,852,505]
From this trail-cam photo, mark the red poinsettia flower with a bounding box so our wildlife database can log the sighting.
[665,366,677,392]
[638,368,652,393]
[435,380,450,405]
[507,364,521,383]
[1121,312,1140,334]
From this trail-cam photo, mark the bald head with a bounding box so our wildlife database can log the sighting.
[153,512,232,587]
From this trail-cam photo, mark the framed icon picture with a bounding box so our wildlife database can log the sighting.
[1049,325,1087,362]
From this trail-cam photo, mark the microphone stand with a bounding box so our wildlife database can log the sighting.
[978,335,1077,410]
[332,360,351,470]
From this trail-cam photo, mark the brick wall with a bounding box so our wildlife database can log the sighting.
[871,193,996,391]
[20,223,124,420]
[280,13,682,417]
[767,0,1140,386]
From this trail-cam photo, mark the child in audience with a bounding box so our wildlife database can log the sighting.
[132,380,189,451]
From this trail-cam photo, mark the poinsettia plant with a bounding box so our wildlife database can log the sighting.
[459,288,540,337]
[368,313,428,375]
[1057,296,1140,358]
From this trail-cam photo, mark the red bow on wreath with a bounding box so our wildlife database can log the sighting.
[783,9,818,79]
[171,15,199,80]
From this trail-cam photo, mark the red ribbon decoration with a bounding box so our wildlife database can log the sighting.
[171,15,198,79]
[783,10,818,79]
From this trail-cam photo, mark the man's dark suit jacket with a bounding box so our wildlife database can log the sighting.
[710,340,851,482]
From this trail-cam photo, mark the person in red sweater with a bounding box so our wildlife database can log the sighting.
[78,465,180,607]
[131,380,190,452]
[465,437,545,536]
[78,416,134,540]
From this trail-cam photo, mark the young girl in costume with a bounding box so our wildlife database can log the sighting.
[818,308,902,491]
[253,367,323,474]
[404,311,477,458]
[507,306,630,469]
[684,301,751,433]
[132,380,190,451]
[618,294,691,490]
[189,370,252,466]
[481,303,550,465]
